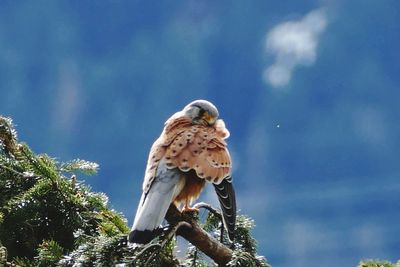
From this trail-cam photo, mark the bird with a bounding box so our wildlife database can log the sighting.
[129,99,236,244]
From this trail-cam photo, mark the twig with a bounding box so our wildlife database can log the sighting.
[192,202,225,244]
[5,262,22,267]
[165,204,233,266]
[131,243,161,266]
[144,221,190,266]
[0,163,37,179]
[161,221,191,247]
[191,246,198,267]
[192,202,222,219]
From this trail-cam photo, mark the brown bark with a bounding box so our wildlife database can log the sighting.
[165,204,233,266]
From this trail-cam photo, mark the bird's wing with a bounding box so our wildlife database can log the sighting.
[163,119,232,184]
[130,117,193,244]
[141,116,191,195]
[130,160,183,244]
[141,117,231,195]
[161,118,236,241]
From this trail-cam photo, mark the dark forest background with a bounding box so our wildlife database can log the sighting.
[1,1,399,266]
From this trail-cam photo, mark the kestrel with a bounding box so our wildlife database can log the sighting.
[129,100,236,244]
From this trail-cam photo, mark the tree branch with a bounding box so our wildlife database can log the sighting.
[165,204,233,266]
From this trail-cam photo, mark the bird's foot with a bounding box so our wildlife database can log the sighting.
[181,206,199,213]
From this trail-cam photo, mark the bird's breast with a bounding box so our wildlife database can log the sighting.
[174,170,206,204]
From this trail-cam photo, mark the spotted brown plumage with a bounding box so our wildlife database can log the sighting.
[129,100,236,244]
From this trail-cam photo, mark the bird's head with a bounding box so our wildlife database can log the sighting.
[182,100,219,126]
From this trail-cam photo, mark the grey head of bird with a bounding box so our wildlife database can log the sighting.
[182,99,219,126]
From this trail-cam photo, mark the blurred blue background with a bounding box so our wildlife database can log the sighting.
[1,1,399,266]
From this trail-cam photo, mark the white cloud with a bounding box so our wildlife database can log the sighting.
[263,8,327,88]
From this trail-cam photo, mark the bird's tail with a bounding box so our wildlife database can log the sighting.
[214,176,236,242]
[128,229,160,244]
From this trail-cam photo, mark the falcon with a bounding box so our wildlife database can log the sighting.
[129,100,236,244]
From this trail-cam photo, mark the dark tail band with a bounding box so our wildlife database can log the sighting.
[128,229,160,244]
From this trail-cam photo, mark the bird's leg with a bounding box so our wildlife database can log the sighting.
[182,199,199,213]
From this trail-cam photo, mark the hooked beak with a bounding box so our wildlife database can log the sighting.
[202,111,217,125]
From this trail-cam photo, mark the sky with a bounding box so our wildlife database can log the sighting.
[1,1,400,266]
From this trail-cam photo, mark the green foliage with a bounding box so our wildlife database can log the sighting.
[0,116,128,265]
[228,250,270,267]
[182,245,208,267]
[233,215,259,255]
[36,240,64,267]
[0,242,7,266]
[0,117,18,157]
[59,233,179,266]
[202,211,270,267]
[60,159,99,175]
[358,260,400,267]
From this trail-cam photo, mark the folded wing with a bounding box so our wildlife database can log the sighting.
[129,161,181,244]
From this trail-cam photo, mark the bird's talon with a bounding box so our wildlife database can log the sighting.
[182,206,199,213]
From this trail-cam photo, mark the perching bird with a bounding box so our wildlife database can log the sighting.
[129,100,236,244]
